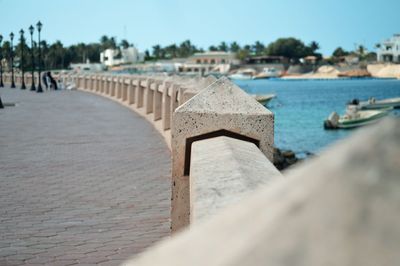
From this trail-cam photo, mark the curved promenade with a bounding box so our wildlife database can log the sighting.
[0,87,171,265]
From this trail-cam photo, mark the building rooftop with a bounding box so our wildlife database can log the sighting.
[190,52,235,58]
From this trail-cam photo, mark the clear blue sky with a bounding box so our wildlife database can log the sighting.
[1,0,399,55]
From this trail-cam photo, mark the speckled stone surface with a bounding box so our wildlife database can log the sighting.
[190,136,282,224]
[125,118,400,266]
[171,76,274,232]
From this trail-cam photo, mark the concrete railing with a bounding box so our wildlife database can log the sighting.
[55,72,278,232]
[2,73,40,88]
[5,71,398,265]
[125,118,400,266]
[5,70,280,235]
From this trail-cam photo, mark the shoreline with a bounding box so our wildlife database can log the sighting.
[279,76,399,81]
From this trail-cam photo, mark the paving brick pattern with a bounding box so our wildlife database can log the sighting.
[0,87,171,266]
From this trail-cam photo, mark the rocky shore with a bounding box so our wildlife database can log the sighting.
[280,64,400,80]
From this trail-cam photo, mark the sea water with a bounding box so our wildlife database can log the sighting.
[234,78,400,157]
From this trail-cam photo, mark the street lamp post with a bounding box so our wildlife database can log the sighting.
[0,34,4,88]
[10,32,16,88]
[19,29,26,89]
[29,25,35,91]
[36,21,43,93]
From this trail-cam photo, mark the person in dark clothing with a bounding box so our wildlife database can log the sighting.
[42,72,48,89]
[47,72,58,90]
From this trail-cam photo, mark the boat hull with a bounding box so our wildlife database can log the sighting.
[337,111,388,129]
[324,109,389,130]
[359,97,400,110]
[228,74,253,80]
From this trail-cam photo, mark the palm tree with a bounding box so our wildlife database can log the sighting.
[209,45,218,51]
[230,42,241,53]
[120,39,130,49]
[253,41,265,56]
[218,41,228,52]
[152,45,162,59]
[165,44,178,58]
[309,41,320,53]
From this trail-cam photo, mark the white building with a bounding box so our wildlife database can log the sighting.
[70,59,106,72]
[179,52,239,74]
[100,47,145,67]
[377,34,400,63]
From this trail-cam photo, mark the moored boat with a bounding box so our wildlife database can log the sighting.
[253,67,281,79]
[324,105,390,129]
[252,94,276,105]
[228,68,256,80]
[228,73,253,80]
[356,97,400,110]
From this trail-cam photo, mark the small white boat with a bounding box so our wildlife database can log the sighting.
[253,67,281,79]
[356,97,400,110]
[324,105,390,129]
[252,94,276,105]
[228,73,253,80]
[228,69,256,80]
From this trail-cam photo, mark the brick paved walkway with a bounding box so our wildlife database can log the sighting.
[0,87,171,266]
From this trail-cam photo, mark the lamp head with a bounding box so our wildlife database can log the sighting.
[29,25,34,35]
[36,21,42,32]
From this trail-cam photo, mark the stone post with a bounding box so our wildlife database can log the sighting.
[127,79,135,105]
[152,81,163,121]
[111,77,117,97]
[116,77,122,99]
[161,81,172,130]
[136,79,146,108]
[122,78,129,102]
[144,79,154,114]
[171,77,274,232]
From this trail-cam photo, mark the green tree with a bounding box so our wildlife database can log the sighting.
[2,41,12,71]
[236,45,252,60]
[120,39,130,49]
[265,37,309,61]
[218,41,228,52]
[332,47,349,57]
[252,41,265,56]
[308,41,320,53]
[177,40,197,57]
[230,42,240,53]
[45,40,66,69]
[14,34,30,70]
[152,44,163,59]
[100,35,117,50]
[209,45,218,51]
[144,50,152,61]
[165,44,178,58]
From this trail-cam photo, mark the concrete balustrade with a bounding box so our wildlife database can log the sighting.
[8,71,278,236]
[125,118,400,266]
[5,71,399,265]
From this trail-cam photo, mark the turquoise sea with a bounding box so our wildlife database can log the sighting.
[234,78,400,157]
